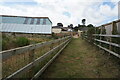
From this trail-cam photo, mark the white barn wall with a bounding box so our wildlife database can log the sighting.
[116,21,120,34]
[105,24,112,35]
[104,20,120,35]
[1,23,51,34]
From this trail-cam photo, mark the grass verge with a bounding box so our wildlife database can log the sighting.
[41,38,120,78]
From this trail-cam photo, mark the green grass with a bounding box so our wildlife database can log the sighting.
[41,38,120,78]
[16,37,30,47]
[2,38,64,78]
[2,35,52,51]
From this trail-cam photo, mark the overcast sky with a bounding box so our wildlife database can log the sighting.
[0,0,119,27]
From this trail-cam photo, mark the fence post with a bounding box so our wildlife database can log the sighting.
[50,42,54,50]
[29,48,35,78]
[99,26,103,47]
[94,27,97,45]
[111,21,118,53]
[109,37,112,51]
[109,21,116,51]
[0,32,2,79]
[58,39,61,45]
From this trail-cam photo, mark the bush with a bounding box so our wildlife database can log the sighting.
[2,40,7,50]
[52,33,59,39]
[87,27,95,43]
[2,34,9,50]
[16,37,30,47]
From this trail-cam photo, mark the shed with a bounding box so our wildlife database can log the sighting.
[52,26,62,33]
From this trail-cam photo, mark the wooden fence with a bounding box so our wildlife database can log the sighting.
[82,20,120,59]
[1,36,71,79]
[93,34,120,58]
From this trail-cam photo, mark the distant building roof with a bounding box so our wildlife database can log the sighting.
[52,26,72,32]
[79,27,89,31]
[61,27,71,31]
[52,26,63,29]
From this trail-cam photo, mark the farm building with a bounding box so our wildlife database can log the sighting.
[52,26,62,33]
[61,27,72,32]
[0,15,52,36]
[101,19,120,35]
[52,26,72,34]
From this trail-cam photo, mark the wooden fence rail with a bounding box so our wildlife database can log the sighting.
[1,36,71,79]
[94,34,120,57]
[82,19,120,58]
[1,37,67,61]
[93,34,120,37]
[82,34,120,58]
[94,39,120,48]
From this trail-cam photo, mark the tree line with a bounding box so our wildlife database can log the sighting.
[67,19,94,31]
[56,19,95,32]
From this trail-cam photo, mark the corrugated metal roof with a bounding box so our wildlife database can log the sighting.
[1,16,51,25]
[0,15,52,24]
[0,15,52,34]
[1,23,51,34]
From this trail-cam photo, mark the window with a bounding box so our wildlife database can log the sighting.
[30,18,34,24]
[36,18,40,25]
[43,19,46,25]
[23,18,29,24]
[46,19,51,25]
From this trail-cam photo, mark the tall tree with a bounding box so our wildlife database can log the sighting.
[70,24,73,27]
[68,25,70,28]
[82,19,86,25]
[74,26,79,32]
[57,23,63,27]
[70,24,73,29]
[87,24,94,27]
[78,24,81,27]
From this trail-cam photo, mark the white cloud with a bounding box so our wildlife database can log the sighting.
[0,0,34,2]
[100,4,118,17]
[0,0,118,26]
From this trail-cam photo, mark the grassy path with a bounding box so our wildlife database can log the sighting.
[41,38,120,78]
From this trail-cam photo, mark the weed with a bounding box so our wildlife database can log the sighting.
[16,37,30,47]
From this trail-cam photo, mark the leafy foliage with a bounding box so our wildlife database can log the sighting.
[51,32,59,39]
[87,24,94,27]
[87,27,95,43]
[74,26,79,32]
[2,34,9,50]
[2,34,16,50]
[16,37,30,47]
[68,24,74,29]
[82,19,86,25]
[57,23,63,27]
